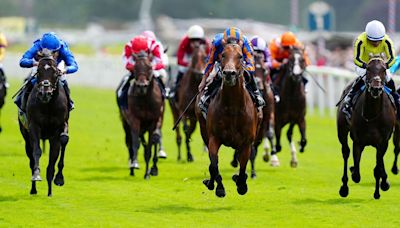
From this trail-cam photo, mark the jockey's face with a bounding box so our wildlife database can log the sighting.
[283,45,291,50]
[369,39,382,47]
[189,38,202,49]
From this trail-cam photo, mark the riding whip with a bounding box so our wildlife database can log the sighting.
[172,90,201,131]
[304,70,327,94]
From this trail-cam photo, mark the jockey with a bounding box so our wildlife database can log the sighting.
[14,32,78,113]
[389,52,400,74]
[342,20,399,120]
[172,25,211,101]
[0,32,8,87]
[117,35,165,109]
[269,31,311,87]
[250,35,280,102]
[198,27,265,116]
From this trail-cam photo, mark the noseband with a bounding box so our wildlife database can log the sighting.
[37,56,61,102]
[366,58,386,99]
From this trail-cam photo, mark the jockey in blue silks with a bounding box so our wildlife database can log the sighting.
[14,32,78,113]
[198,27,265,117]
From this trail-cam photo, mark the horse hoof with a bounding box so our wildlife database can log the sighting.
[177,156,181,161]
[381,181,390,191]
[0,127,2,133]
[299,147,305,153]
[215,185,226,198]
[263,153,270,162]
[232,174,239,183]
[48,193,52,197]
[351,173,360,183]
[251,172,256,179]
[130,168,134,176]
[391,166,399,175]
[187,155,194,162]
[30,189,37,195]
[144,174,150,180]
[54,175,64,186]
[270,155,280,167]
[231,160,238,168]
[374,192,380,200]
[276,145,282,152]
[290,160,298,168]
[237,184,248,195]
[339,186,349,197]
[203,179,214,190]
[150,167,158,176]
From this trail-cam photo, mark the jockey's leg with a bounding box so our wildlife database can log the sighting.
[198,73,222,117]
[154,74,166,99]
[171,70,184,101]
[15,75,36,112]
[0,67,8,88]
[61,79,74,111]
[117,72,134,109]
[387,78,400,119]
[246,72,266,108]
[342,76,365,121]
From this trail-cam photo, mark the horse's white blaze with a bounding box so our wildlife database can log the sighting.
[270,154,280,167]
[44,64,51,70]
[293,53,302,75]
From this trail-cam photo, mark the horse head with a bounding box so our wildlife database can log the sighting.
[366,54,386,99]
[285,46,306,83]
[189,43,207,78]
[254,51,266,85]
[220,38,244,87]
[132,51,154,96]
[36,53,61,103]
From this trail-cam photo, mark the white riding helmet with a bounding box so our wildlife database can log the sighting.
[365,20,386,41]
[250,36,267,51]
[187,25,205,39]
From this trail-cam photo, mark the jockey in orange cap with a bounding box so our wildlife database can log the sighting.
[198,27,265,117]
[269,32,311,94]
[171,25,211,101]
[117,35,166,110]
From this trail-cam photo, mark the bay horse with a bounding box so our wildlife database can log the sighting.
[0,68,6,132]
[272,46,307,167]
[18,53,69,196]
[169,42,207,161]
[230,50,275,178]
[196,39,258,197]
[337,56,396,199]
[119,51,163,179]
[392,91,400,174]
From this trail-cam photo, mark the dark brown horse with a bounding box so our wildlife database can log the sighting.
[337,57,396,199]
[272,46,307,167]
[0,68,6,132]
[196,40,258,197]
[392,93,400,174]
[231,51,275,178]
[169,43,207,161]
[19,54,69,196]
[119,51,164,179]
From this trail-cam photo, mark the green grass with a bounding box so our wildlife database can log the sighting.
[1,79,400,227]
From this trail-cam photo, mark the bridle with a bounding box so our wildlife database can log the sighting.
[366,58,386,99]
[36,56,62,102]
[220,43,244,86]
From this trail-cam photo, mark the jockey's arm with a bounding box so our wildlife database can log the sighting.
[177,37,189,68]
[123,44,135,71]
[384,37,396,69]
[60,45,78,74]
[0,34,6,62]
[242,39,255,74]
[353,38,367,69]
[390,55,400,74]
[151,46,165,71]
[20,42,41,68]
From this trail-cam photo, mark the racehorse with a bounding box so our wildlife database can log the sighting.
[169,42,207,162]
[337,56,396,199]
[0,68,6,132]
[272,46,307,167]
[230,51,275,178]
[119,51,164,179]
[18,53,69,196]
[196,39,258,197]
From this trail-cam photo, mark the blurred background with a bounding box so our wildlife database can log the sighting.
[1,0,399,114]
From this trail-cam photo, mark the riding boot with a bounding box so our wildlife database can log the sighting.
[155,76,166,99]
[117,73,134,109]
[342,76,365,121]
[15,80,34,112]
[247,75,266,107]
[387,79,400,120]
[61,80,74,111]
[0,68,8,88]
[198,76,222,117]
[270,84,280,103]
[171,71,184,101]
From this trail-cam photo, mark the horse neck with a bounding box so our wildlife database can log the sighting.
[362,92,383,119]
[220,76,246,108]
[282,72,302,96]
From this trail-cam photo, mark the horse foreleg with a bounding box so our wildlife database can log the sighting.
[129,128,140,176]
[203,136,225,197]
[233,145,251,195]
[176,123,182,161]
[339,133,350,197]
[183,118,194,162]
[231,150,239,168]
[271,123,282,167]
[47,139,61,197]
[29,125,42,182]
[150,130,160,177]
[263,119,275,162]
[351,143,364,183]
[374,143,390,200]
[144,132,154,179]
[250,146,257,179]
[298,118,307,153]
[55,123,69,186]
[287,123,297,168]
[392,123,400,174]
[25,138,37,194]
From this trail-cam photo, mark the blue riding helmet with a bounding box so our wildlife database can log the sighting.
[40,32,61,51]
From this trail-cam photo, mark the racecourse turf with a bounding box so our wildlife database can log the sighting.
[1,80,400,227]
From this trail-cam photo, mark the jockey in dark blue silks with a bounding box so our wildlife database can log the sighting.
[14,32,78,113]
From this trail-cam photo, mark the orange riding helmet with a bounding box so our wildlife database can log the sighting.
[280,32,297,47]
